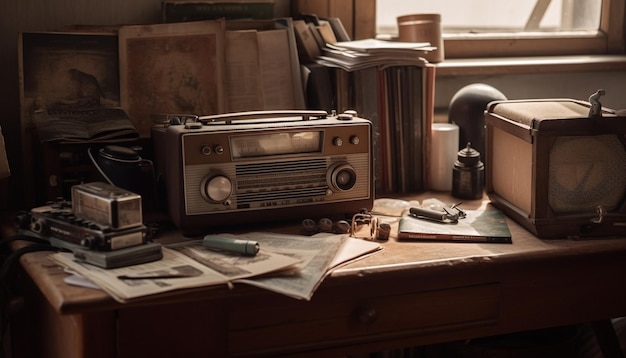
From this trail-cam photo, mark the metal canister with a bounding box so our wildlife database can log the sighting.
[452,142,484,200]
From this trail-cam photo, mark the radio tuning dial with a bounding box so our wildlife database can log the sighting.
[327,162,357,192]
[201,174,233,203]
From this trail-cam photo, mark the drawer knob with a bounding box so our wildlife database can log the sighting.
[358,307,377,325]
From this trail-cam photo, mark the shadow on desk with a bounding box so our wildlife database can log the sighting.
[3,194,626,358]
[351,320,625,358]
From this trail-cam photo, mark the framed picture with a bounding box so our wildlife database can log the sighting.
[119,20,226,137]
[19,31,120,129]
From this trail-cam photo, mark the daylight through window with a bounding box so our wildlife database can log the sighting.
[375,0,621,58]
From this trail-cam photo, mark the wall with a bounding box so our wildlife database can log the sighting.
[0,0,290,209]
[435,71,626,115]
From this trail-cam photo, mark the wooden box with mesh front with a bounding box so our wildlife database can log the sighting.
[485,98,626,239]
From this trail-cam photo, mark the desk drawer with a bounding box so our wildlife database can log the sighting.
[228,282,500,355]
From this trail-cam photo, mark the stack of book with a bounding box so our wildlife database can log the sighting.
[318,38,433,71]
[314,39,437,194]
[162,0,276,22]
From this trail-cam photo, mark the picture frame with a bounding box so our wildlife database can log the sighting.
[118,20,226,137]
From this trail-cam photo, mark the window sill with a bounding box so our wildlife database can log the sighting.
[435,55,626,77]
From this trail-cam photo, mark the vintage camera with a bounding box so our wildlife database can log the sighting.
[71,181,143,230]
[23,182,147,251]
[156,110,374,233]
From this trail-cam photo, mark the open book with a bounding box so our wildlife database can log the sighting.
[33,107,139,143]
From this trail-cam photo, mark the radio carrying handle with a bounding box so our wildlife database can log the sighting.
[198,110,328,124]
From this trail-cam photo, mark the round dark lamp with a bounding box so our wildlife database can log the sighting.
[448,83,507,156]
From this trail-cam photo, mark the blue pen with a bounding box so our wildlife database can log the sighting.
[202,235,260,256]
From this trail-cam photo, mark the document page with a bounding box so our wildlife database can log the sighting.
[52,243,301,303]
[234,232,346,300]
[52,232,382,302]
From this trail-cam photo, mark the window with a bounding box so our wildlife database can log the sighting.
[376,0,625,58]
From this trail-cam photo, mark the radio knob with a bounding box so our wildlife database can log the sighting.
[201,175,233,203]
[81,236,97,249]
[201,146,212,155]
[350,136,360,145]
[333,137,343,147]
[327,163,357,192]
[214,145,225,155]
[30,217,48,235]
[185,122,203,129]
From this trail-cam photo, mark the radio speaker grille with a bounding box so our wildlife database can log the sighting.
[235,158,328,204]
[548,134,626,213]
[236,158,327,175]
[184,154,370,213]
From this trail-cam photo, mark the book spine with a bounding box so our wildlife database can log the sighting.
[163,2,275,22]
[422,64,436,190]
[399,233,439,240]
[448,235,512,243]
[399,232,512,244]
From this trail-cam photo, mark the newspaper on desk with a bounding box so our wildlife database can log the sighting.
[52,241,303,303]
[52,232,380,302]
[234,232,345,300]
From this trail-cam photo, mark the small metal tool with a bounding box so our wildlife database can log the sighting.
[408,202,468,224]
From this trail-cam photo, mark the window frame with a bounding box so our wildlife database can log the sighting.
[441,0,625,58]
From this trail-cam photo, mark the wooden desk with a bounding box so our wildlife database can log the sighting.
[8,195,626,357]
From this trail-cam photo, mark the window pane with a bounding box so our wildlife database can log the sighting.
[376,0,602,36]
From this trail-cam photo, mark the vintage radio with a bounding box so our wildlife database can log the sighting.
[485,92,626,239]
[160,110,374,233]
